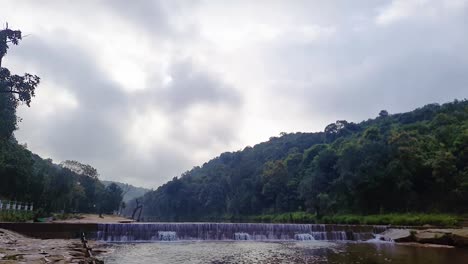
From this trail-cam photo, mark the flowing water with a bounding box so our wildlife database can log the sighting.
[97,223,468,263]
[96,223,387,242]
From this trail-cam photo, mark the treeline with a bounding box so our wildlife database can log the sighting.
[0,125,124,215]
[135,100,468,221]
[0,26,123,216]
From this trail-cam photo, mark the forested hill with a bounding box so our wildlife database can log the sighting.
[137,100,468,221]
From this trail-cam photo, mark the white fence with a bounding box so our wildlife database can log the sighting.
[0,200,33,212]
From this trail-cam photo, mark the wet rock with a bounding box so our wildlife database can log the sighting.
[380,229,413,242]
[451,229,468,247]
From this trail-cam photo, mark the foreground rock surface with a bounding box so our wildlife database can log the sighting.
[381,228,468,247]
[379,229,413,242]
[0,228,105,263]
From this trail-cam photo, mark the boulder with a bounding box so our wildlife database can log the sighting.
[380,229,413,242]
[451,229,468,247]
[414,231,451,245]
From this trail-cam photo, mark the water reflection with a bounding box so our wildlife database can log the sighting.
[101,241,468,264]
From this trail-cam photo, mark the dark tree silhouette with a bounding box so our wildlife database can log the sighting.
[0,23,40,107]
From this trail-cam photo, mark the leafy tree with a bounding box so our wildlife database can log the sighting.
[60,160,99,179]
[101,183,123,214]
[379,110,389,117]
[0,25,39,140]
[0,25,40,107]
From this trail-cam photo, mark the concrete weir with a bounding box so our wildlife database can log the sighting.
[0,222,98,239]
[0,222,391,241]
[96,223,389,242]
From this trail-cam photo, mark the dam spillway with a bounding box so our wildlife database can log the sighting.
[96,223,388,242]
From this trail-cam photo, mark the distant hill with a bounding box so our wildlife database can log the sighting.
[102,181,151,203]
[137,100,468,221]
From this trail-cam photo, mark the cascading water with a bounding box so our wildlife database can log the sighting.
[157,231,177,241]
[234,232,250,240]
[294,234,315,241]
[96,223,389,242]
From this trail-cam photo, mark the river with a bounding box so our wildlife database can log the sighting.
[101,241,468,264]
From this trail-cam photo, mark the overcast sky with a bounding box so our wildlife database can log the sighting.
[2,0,467,188]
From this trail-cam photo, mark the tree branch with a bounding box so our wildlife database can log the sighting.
[0,90,20,94]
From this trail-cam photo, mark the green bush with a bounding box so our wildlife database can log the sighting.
[0,211,34,222]
[321,213,460,227]
[245,212,317,223]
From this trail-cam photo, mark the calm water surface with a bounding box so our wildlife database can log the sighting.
[101,241,468,264]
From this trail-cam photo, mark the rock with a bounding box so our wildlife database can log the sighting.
[2,254,25,261]
[451,229,468,247]
[414,231,451,245]
[46,254,66,261]
[380,229,413,242]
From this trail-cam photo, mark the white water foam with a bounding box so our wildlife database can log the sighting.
[234,232,251,240]
[157,231,177,241]
[294,233,315,241]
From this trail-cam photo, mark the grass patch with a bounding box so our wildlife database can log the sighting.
[318,213,460,226]
[244,212,461,226]
[51,213,81,221]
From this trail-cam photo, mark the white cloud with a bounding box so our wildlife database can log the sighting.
[376,0,430,25]
[376,0,468,26]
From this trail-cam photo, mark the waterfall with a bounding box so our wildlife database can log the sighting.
[157,231,177,241]
[234,232,250,240]
[96,223,388,242]
[294,234,314,241]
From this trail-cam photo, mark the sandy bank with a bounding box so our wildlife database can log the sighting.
[53,214,134,224]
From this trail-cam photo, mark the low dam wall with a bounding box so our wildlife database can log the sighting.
[2,222,422,242]
[96,223,389,242]
[0,222,98,239]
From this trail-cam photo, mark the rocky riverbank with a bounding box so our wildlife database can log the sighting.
[380,228,468,248]
[0,228,105,263]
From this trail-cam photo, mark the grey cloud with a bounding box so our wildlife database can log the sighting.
[13,36,127,162]
[105,0,170,34]
[264,4,468,124]
[14,35,127,109]
[104,0,200,39]
[12,35,243,187]
[158,60,241,112]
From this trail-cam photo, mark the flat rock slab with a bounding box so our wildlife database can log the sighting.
[380,229,413,242]
[451,229,468,247]
[414,231,451,245]
[382,228,468,248]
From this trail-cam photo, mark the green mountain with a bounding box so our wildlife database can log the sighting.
[136,100,468,221]
[102,180,150,203]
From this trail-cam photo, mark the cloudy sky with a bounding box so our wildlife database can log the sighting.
[2,0,467,188]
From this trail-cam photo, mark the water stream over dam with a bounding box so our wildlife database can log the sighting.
[96,223,388,242]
